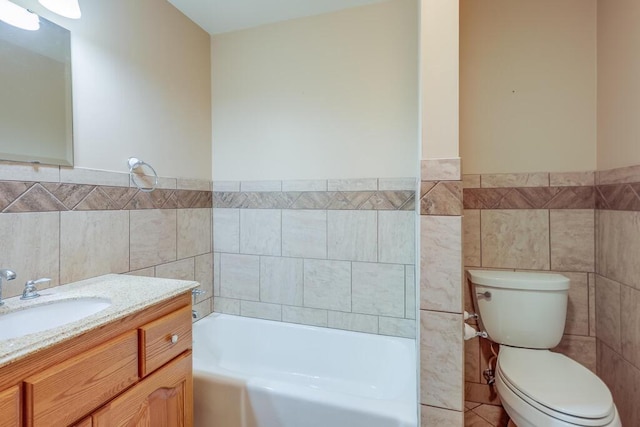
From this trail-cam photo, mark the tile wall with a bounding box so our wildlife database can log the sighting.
[0,161,215,320]
[594,165,640,426]
[462,171,597,407]
[211,178,417,338]
[419,158,465,426]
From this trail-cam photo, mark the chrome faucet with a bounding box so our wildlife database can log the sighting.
[0,269,17,306]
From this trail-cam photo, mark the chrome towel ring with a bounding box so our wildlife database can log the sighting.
[128,157,158,192]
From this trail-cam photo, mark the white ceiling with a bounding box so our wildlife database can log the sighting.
[167,0,389,35]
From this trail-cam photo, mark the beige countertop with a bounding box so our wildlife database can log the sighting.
[0,274,198,369]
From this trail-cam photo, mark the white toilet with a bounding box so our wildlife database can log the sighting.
[466,270,621,427]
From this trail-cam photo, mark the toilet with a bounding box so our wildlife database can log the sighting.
[466,270,621,427]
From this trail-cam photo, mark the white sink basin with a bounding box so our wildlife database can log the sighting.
[0,297,111,340]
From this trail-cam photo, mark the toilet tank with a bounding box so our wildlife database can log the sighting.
[466,270,569,349]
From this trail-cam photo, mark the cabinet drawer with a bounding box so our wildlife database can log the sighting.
[140,305,191,376]
[0,385,20,427]
[24,331,139,427]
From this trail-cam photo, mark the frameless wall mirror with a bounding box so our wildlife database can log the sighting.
[0,14,73,166]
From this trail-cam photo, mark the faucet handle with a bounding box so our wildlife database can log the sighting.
[20,278,50,300]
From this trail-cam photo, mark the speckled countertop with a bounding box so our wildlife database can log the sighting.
[0,274,198,369]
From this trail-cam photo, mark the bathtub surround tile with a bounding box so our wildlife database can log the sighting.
[420,216,462,313]
[260,256,303,305]
[0,182,34,211]
[589,273,596,337]
[213,297,240,315]
[463,174,481,189]
[420,310,463,411]
[327,211,377,262]
[377,178,416,191]
[621,285,640,369]
[213,252,221,296]
[463,210,481,267]
[553,335,596,373]
[352,262,405,317]
[4,184,67,213]
[176,178,211,191]
[213,209,240,253]
[220,254,260,301]
[378,317,415,338]
[481,173,549,188]
[193,297,213,321]
[406,266,416,319]
[0,212,60,298]
[281,210,327,259]
[288,191,333,209]
[597,210,640,289]
[595,275,622,351]
[597,164,640,185]
[155,258,195,281]
[463,186,594,210]
[177,208,212,259]
[421,158,461,181]
[60,167,129,187]
[282,306,328,327]
[420,182,463,216]
[550,171,595,187]
[127,267,155,277]
[563,272,589,336]
[595,183,640,211]
[195,253,214,303]
[378,211,415,264]
[60,210,129,283]
[0,161,59,183]
[240,180,282,192]
[213,181,240,192]
[550,210,595,272]
[303,259,351,311]
[481,210,550,270]
[129,209,177,270]
[240,209,281,256]
[240,300,282,321]
[281,180,327,192]
[327,311,378,334]
[327,178,377,191]
[421,405,463,426]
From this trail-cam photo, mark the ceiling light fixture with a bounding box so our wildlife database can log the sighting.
[0,0,39,31]
[38,0,81,19]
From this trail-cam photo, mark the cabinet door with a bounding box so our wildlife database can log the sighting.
[92,351,192,427]
[0,385,20,427]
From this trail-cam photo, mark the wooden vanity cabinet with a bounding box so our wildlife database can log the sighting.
[0,291,193,427]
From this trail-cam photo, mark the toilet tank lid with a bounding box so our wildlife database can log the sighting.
[466,270,569,291]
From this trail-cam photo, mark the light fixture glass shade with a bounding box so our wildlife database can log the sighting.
[38,0,81,19]
[0,0,39,31]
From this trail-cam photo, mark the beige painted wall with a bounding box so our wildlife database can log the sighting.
[13,0,212,180]
[460,0,597,175]
[421,0,459,160]
[597,0,640,170]
[211,0,418,181]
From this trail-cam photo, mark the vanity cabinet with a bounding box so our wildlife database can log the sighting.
[0,291,193,427]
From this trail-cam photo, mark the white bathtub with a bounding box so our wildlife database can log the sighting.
[193,313,417,427]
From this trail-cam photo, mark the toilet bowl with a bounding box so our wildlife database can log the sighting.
[466,270,621,427]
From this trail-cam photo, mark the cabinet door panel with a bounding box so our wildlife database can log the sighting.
[92,351,192,427]
[0,385,20,427]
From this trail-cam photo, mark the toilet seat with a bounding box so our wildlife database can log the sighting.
[497,346,615,426]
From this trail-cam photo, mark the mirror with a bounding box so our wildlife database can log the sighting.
[0,15,73,166]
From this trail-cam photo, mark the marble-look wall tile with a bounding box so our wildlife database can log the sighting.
[213,209,240,253]
[597,210,640,289]
[378,211,415,264]
[240,300,282,321]
[60,167,129,187]
[406,266,416,319]
[563,272,589,336]
[214,296,240,315]
[60,211,129,283]
[421,405,463,426]
[281,210,327,259]
[589,273,596,337]
[420,182,463,216]
[378,178,416,191]
[281,180,327,192]
[464,382,500,406]
[260,256,303,305]
[481,210,550,270]
[421,158,461,181]
[213,252,220,296]
[378,317,415,338]
[463,174,481,189]
[0,162,59,183]
[327,211,377,262]
[240,209,281,256]
[550,171,595,187]
[0,212,60,297]
[597,164,640,185]
[420,310,463,410]
[327,311,378,334]
[481,173,549,188]
[282,306,328,327]
[192,298,213,321]
[420,216,462,313]
[303,259,351,311]
[463,210,481,267]
[327,178,377,191]
[213,181,240,192]
[155,258,195,281]
[352,262,405,317]
[127,267,155,277]
[599,341,640,427]
[129,209,176,270]
[465,338,480,383]
[595,275,621,352]
[195,253,214,303]
[176,178,211,191]
[220,254,260,301]
[177,208,212,258]
[553,335,596,372]
[240,180,282,192]
[550,210,594,272]
[621,285,640,369]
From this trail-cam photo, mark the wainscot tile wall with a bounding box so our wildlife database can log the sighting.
[211,178,417,339]
[419,158,465,426]
[462,171,597,410]
[0,161,215,321]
